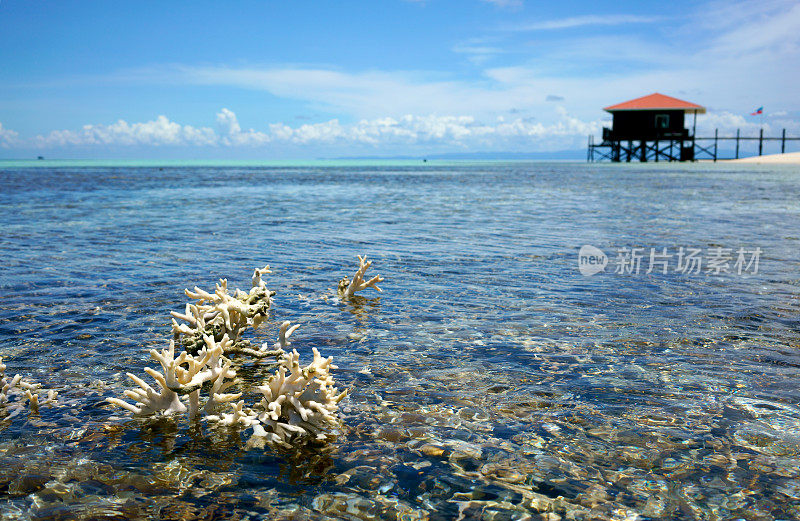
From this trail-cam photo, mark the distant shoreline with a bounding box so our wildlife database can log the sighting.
[0,158,584,168]
[725,151,800,164]
[2,154,798,168]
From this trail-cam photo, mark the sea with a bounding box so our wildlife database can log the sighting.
[0,160,799,520]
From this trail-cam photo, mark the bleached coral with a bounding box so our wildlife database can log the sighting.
[108,266,349,449]
[171,266,274,354]
[338,255,384,299]
[0,357,57,418]
[106,335,240,419]
[255,347,347,444]
[108,325,346,447]
[220,319,297,360]
[106,343,187,417]
[274,320,300,350]
[208,346,347,448]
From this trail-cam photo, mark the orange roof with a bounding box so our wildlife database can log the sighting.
[604,93,706,114]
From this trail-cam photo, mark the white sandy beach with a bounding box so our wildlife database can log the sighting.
[728,151,800,164]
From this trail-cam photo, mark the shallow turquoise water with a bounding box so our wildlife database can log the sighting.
[0,162,799,519]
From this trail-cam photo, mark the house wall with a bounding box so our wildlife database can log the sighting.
[611,110,687,140]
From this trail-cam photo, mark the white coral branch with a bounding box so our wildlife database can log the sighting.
[246,347,347,446]
[171,268,275,354]
[0,357,57,416]
[339,255,384,299]
[106,341,188,417]
[252,266,272,289]
[274,321,300,350]
[106,336,240,417]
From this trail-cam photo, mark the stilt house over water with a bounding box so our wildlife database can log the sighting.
[588,93,706,162]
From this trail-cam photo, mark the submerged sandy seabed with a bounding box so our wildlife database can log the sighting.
[727,151,800,164]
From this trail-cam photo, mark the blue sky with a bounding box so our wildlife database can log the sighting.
[1,0,798,158]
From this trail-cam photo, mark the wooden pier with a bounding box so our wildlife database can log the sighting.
[586,92,800,163]
[589,128,800,162]
[692,128,800,161]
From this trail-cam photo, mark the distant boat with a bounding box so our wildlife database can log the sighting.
[37,156,44,160]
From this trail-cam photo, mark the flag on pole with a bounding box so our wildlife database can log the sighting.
[750,107,763,116]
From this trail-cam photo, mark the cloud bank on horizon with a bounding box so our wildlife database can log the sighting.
[0,0,798,158]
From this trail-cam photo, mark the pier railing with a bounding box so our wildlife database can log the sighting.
[695,128,800,161]
[587,128,799,162]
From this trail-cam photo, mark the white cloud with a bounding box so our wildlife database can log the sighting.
[72,0,795,131]
[452,43,506,64]
[153,65,593,122]
[265,112,602,150]
[505,14,660,31]
[482,0,523,9]
[17,101,799,154]
[262,111,601,150]
[15,106,799,154]
[698,0,800,53]
[19,109,602,152]
[6,0,799,155]
[696,110,800,137]
[0,123,20,148]
[215,108,241,136]
[34,115,216,147]
[216,108,270,146]
[173,66,497,119]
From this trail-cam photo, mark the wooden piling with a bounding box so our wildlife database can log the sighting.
[713,129,718,162]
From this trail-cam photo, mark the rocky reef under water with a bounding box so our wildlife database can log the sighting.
[0,255,799,520]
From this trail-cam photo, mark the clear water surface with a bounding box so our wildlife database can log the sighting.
[0,161,799,520]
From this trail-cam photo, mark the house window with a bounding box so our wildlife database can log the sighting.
[655,114,670,129]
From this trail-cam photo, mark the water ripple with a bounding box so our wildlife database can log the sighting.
[0,163,798,519]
